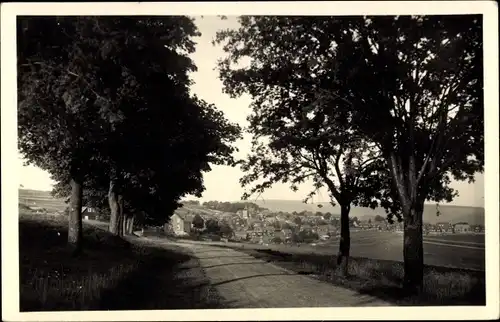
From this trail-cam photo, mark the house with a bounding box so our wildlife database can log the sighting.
[470,224,484,233]
[273,228,291,240]
[319,234,330,240]
[82,207,99,220]
[234,230,248,240]
[317,225,329,236]
[394,222,404,231]
[258,235,273,245]
[437,222,453,233]
[454,222,471,233]
[300,224,313,232]
[237,209,250,219]
[169,212,194,236]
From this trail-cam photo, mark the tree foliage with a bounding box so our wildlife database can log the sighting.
[192,214,205,229]
[215,16,390,276]
[215,15,483,292]
[202,201,267,213]
[18,16,241,245]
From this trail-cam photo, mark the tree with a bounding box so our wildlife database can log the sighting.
[183,200,200,206]
[192,214,205,229]
[215,17,384,275]
[325,16,481,293]
[349,216,359,227]
[205,219,221,235]
[298,230,319,243]
[216,15,483,293]
[323,212,332,220]
[219,222,234,238]
[271,236,283,244]
[293,216,302,226]
[18,17,117,254]
[19,17,242,248]
[374,215,386,223]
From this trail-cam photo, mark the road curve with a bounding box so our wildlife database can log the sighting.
[161,239,393,308]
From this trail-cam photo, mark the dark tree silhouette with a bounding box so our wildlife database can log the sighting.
[192,214,205,229]
[18,17,241,249]
[214,15,483,293]
[215,16,386,275]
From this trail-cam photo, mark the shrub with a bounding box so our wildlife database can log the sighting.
[271,237,283,244]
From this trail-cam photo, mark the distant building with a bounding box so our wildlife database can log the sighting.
[437,222,453,232]
[317,225,329,236]
[273,228,293,240]
[300,224,313,232]
[82,207,99,220]
[169,212,194,236]
[469,224,484,233]
[454,222,471,233]
[237,209,249,219]
[234,230,248,240]
[259,235,273,245]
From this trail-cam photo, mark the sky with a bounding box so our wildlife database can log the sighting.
[18,16,485,207]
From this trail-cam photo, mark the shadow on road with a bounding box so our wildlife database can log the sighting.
[197,255,253,260]
[97,246,233,310]
[211,273,298,287]
[201,261,272,270]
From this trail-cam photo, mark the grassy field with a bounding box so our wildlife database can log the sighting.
[203,241,485,306]
[19,211,225,311]
[423,233,485,244]
[17,189,486,308]
[19,189,67,213]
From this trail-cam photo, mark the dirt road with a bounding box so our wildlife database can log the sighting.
[151,238,393,308]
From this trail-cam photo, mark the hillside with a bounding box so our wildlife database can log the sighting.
[19,189,484,225]
[19,189,54,198]
[19,189,67,213]
[250,199,485,225]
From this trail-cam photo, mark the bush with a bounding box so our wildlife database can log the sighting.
[210,235,221,242]
[271,237,283,244]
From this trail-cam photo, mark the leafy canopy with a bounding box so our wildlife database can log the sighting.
[215,16,387,212]
[19,17,242,224]
[215,15,483,221]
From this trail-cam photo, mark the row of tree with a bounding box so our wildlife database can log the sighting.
[191,214,234,237]
[215,15,483,294]
[201,200,266,213]
[18,17,241,254]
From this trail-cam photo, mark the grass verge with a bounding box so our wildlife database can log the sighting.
[19,212,226,311]
[214,244,485,306]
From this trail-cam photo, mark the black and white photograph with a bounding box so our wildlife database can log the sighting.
[1,1,498,321]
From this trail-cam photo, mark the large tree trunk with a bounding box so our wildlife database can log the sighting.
[117,195,124,237]
[403,203,424,295]
[336,203,351,276]
[122,214,127,236]
[108,179,119,234]
[108,178,123,236]
[387,153,425,294]
[68,176,84,255]
[126,215,135,235]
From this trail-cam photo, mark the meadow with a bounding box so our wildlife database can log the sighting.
[18,210,224,311]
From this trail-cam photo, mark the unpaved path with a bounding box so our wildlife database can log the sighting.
[148,238,393,308]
